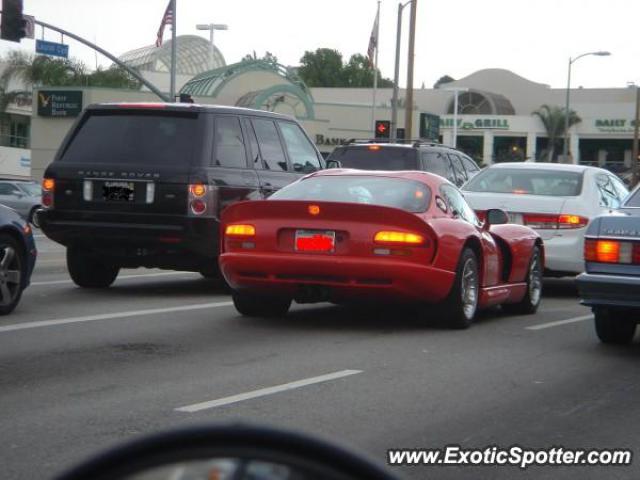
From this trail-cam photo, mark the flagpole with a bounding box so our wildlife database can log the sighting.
[371,0,381,136]
[170,0,177,102]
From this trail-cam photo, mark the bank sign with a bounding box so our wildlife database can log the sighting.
[37,90,83,117]
[440,117,510,130]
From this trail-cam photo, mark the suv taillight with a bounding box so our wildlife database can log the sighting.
[188,183,213,217]
[42,178,55,208]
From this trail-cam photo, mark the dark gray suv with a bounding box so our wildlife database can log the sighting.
[326,141,481,188]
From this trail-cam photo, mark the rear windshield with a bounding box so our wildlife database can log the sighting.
[270,175,431,213]
[464,168,583,196]
[329,146,418,170]
[59,111,198,166]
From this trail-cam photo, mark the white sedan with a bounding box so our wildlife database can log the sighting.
[462,163,628,276]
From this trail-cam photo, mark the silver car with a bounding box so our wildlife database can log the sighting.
[0,179,42,227]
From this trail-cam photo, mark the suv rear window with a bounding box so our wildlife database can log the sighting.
[464,168,583,196]
[59,110,198,166]
[270,175,431,213]
[329,146,418,170]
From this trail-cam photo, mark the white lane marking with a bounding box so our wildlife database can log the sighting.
[0,301,233,333]
[176,370,363,413]
[526,314,593,331]
[33,234,47,239]
[31,271,199,286]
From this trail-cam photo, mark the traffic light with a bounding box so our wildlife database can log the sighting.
[375,120,390,139]
[1,0,26,42]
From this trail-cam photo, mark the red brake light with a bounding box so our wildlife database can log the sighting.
[558,214,588,229]
[368,145,381,151]
[524,214,588,229]
[584,239,639,264]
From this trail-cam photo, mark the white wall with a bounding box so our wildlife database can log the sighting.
[0,146,30,178]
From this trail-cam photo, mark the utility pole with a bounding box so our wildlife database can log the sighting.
[403,0,417,139]
[390,1,411,143]
[633,85,640,186]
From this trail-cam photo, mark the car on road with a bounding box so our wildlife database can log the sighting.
[326,141,481,188]
[219,169,544,328]
[577,184,640,344]
[0,179,43,227]
[39,102,324,288]
[0,203,36,315]
[462,162,628,276]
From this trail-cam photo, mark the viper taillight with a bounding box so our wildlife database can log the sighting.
[374,230,425,245]
[225,224,256,237]
[42,177,55,208]
[584,239,640,264]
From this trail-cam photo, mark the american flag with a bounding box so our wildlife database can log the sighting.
[155,0,174,47]
[367,8,379,67]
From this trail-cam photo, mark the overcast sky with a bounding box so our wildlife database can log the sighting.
[2,0,639,89]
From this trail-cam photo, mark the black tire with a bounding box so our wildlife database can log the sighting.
[232,291,291,318]
[67,247,119,288]
[444,247,479,329]
[0,234,26,315]
[503,246,543,315]
[28,207,42,229]
[594,307,637,345]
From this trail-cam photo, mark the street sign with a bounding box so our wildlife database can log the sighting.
[35,39,68,58]
[23,14,34,39]
[37,90,83,117]
[419,113,440,141]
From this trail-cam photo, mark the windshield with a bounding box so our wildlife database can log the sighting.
[59,111,198,166]
[623,188,640,207]
[328,146,418,170]
[16,182,40,196]
[464,168,583,196]
[270,175,431,212]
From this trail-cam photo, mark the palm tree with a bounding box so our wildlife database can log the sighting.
[532,104,581,162]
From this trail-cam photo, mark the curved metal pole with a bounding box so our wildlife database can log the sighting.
[32,18,171,102]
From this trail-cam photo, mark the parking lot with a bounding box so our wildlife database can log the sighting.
[1,233,639,479]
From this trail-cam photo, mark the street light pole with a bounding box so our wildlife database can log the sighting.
[444,87,468,148]
[403,0,417,140]
[196,23,228,70]
[633,85,640,186]
[390,1,411,143]
[563,51,611,162]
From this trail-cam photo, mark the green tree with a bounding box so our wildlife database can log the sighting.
[85,66,141,89]
[532,104,581,162]
[298,49,394,88]
[433,75,455,88]
[298,48,345,87]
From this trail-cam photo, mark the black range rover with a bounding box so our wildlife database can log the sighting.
[39,103,324,288]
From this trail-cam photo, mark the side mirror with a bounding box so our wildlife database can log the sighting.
[326,159,342,169]
[483,208,509,229]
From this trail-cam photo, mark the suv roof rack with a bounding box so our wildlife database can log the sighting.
[343,138,447,148]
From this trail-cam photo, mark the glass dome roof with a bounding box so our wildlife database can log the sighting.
[119,35,225,76]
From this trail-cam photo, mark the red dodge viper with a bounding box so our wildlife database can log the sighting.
[219,170,544,328]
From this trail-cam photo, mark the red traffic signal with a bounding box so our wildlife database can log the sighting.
[375,120,390,139]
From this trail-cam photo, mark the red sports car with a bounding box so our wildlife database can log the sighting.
[219,170,544,328]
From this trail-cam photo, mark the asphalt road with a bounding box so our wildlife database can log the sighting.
[1,233,639,480]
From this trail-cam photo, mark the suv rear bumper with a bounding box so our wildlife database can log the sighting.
[40,210,219,270]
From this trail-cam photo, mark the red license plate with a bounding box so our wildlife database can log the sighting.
[295,230,336,253]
